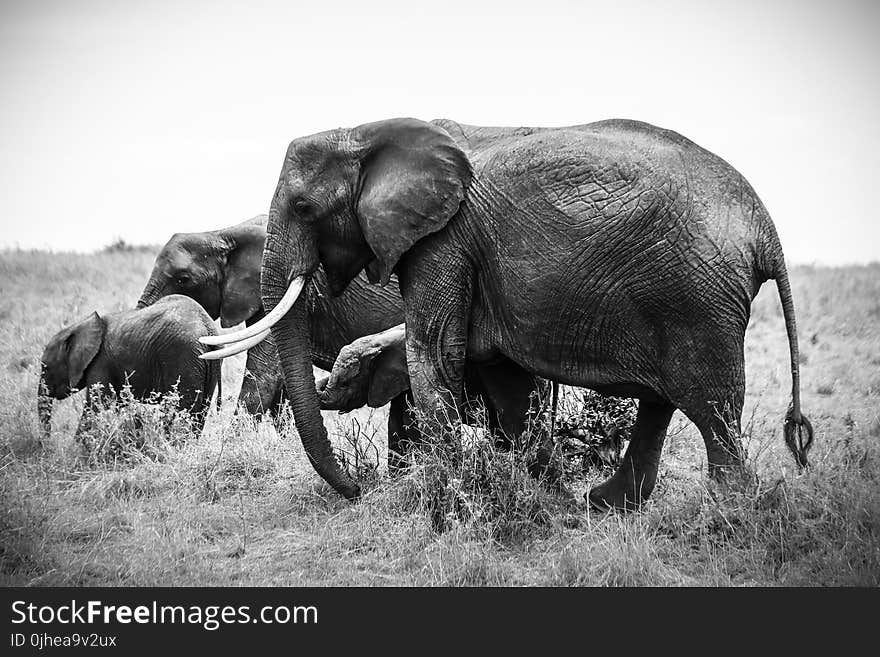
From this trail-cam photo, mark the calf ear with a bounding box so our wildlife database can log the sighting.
[66,312,105,390]
[353,118,471,285]
[220,224,264,327]
[316,325,410,411]
[365,332,410,408]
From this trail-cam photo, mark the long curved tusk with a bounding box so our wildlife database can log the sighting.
[199,276,305,346]
[199,329,271,360]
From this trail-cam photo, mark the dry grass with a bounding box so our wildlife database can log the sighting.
[1,248,878,586]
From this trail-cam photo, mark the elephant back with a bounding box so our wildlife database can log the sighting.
[146,294,219,343]
[101,295,218,394]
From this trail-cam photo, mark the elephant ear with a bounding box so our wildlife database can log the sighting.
[364,326,410,408]
[220,222,265,327]
[66,312,105,390]
[353,118,472,285]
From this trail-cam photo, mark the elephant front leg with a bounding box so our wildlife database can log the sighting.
[73,387,98,451]
[399,250,474,458]
[238,331,286,422]
[405,312,470,449]
[406,338,466,439]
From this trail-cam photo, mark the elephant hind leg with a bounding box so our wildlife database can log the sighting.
[680,393,747,481]
[660,323,748,480]
[587,399,675,511]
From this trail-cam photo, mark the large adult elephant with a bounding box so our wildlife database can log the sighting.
[211,117,813,509]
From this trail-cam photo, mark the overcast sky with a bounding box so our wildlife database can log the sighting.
[1,0,878,264]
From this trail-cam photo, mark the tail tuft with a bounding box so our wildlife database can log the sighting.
[772,251,814,471]
[784,406,813,470]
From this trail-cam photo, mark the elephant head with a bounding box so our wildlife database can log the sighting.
[263,118,471,293]
[38,312,106,438]
[138,216,266,328]
[315,324,410,413]
[209,119,471,499]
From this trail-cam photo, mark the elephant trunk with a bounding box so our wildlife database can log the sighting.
[37,373,53,440]
[137,276,163,309]
[261,222,360,500]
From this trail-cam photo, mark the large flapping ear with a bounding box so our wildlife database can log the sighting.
[316,325,410,411]
[353,118,472,285]
[220,221,265,327]
[66,312,105,390]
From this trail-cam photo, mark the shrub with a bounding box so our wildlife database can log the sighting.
[336,411,383,493]
[75,383,198,464]
[553,388,638,477]
[387,398,570,545]
[100,238,158,254]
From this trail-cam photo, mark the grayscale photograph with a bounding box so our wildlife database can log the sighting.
[1,0,878,596]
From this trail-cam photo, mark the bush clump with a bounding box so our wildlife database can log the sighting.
[75,384,199,463]
[553,388,637,476]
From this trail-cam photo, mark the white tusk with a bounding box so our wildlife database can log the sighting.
[199,329,271,360]
[199,276,305,346]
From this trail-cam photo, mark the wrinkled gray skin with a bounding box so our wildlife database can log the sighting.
[141,216,549,474]
[261,117,813,509]
[38,295,221,442]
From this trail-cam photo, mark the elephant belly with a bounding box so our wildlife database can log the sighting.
[466,222,752,398]
[498,333,663,398]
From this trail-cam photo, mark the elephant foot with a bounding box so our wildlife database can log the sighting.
[707,460,756,493]
[587,400,673,512]
[586,475,650,512]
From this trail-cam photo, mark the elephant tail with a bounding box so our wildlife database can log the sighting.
[771,259,813,470]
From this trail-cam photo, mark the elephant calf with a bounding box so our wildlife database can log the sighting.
[315,324,409,414]
[38,295,221,444]
[314,323,565,479]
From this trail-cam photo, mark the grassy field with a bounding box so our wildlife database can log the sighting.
[1,247,878,586]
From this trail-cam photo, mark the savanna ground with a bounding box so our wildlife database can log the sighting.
[1,246,878,586]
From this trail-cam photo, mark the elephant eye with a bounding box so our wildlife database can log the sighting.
[175,273,191,285]
[293,198,313,216]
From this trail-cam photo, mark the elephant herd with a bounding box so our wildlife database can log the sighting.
[38,116,814,512]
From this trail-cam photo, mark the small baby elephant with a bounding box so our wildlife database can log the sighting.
[37,294,221,443]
